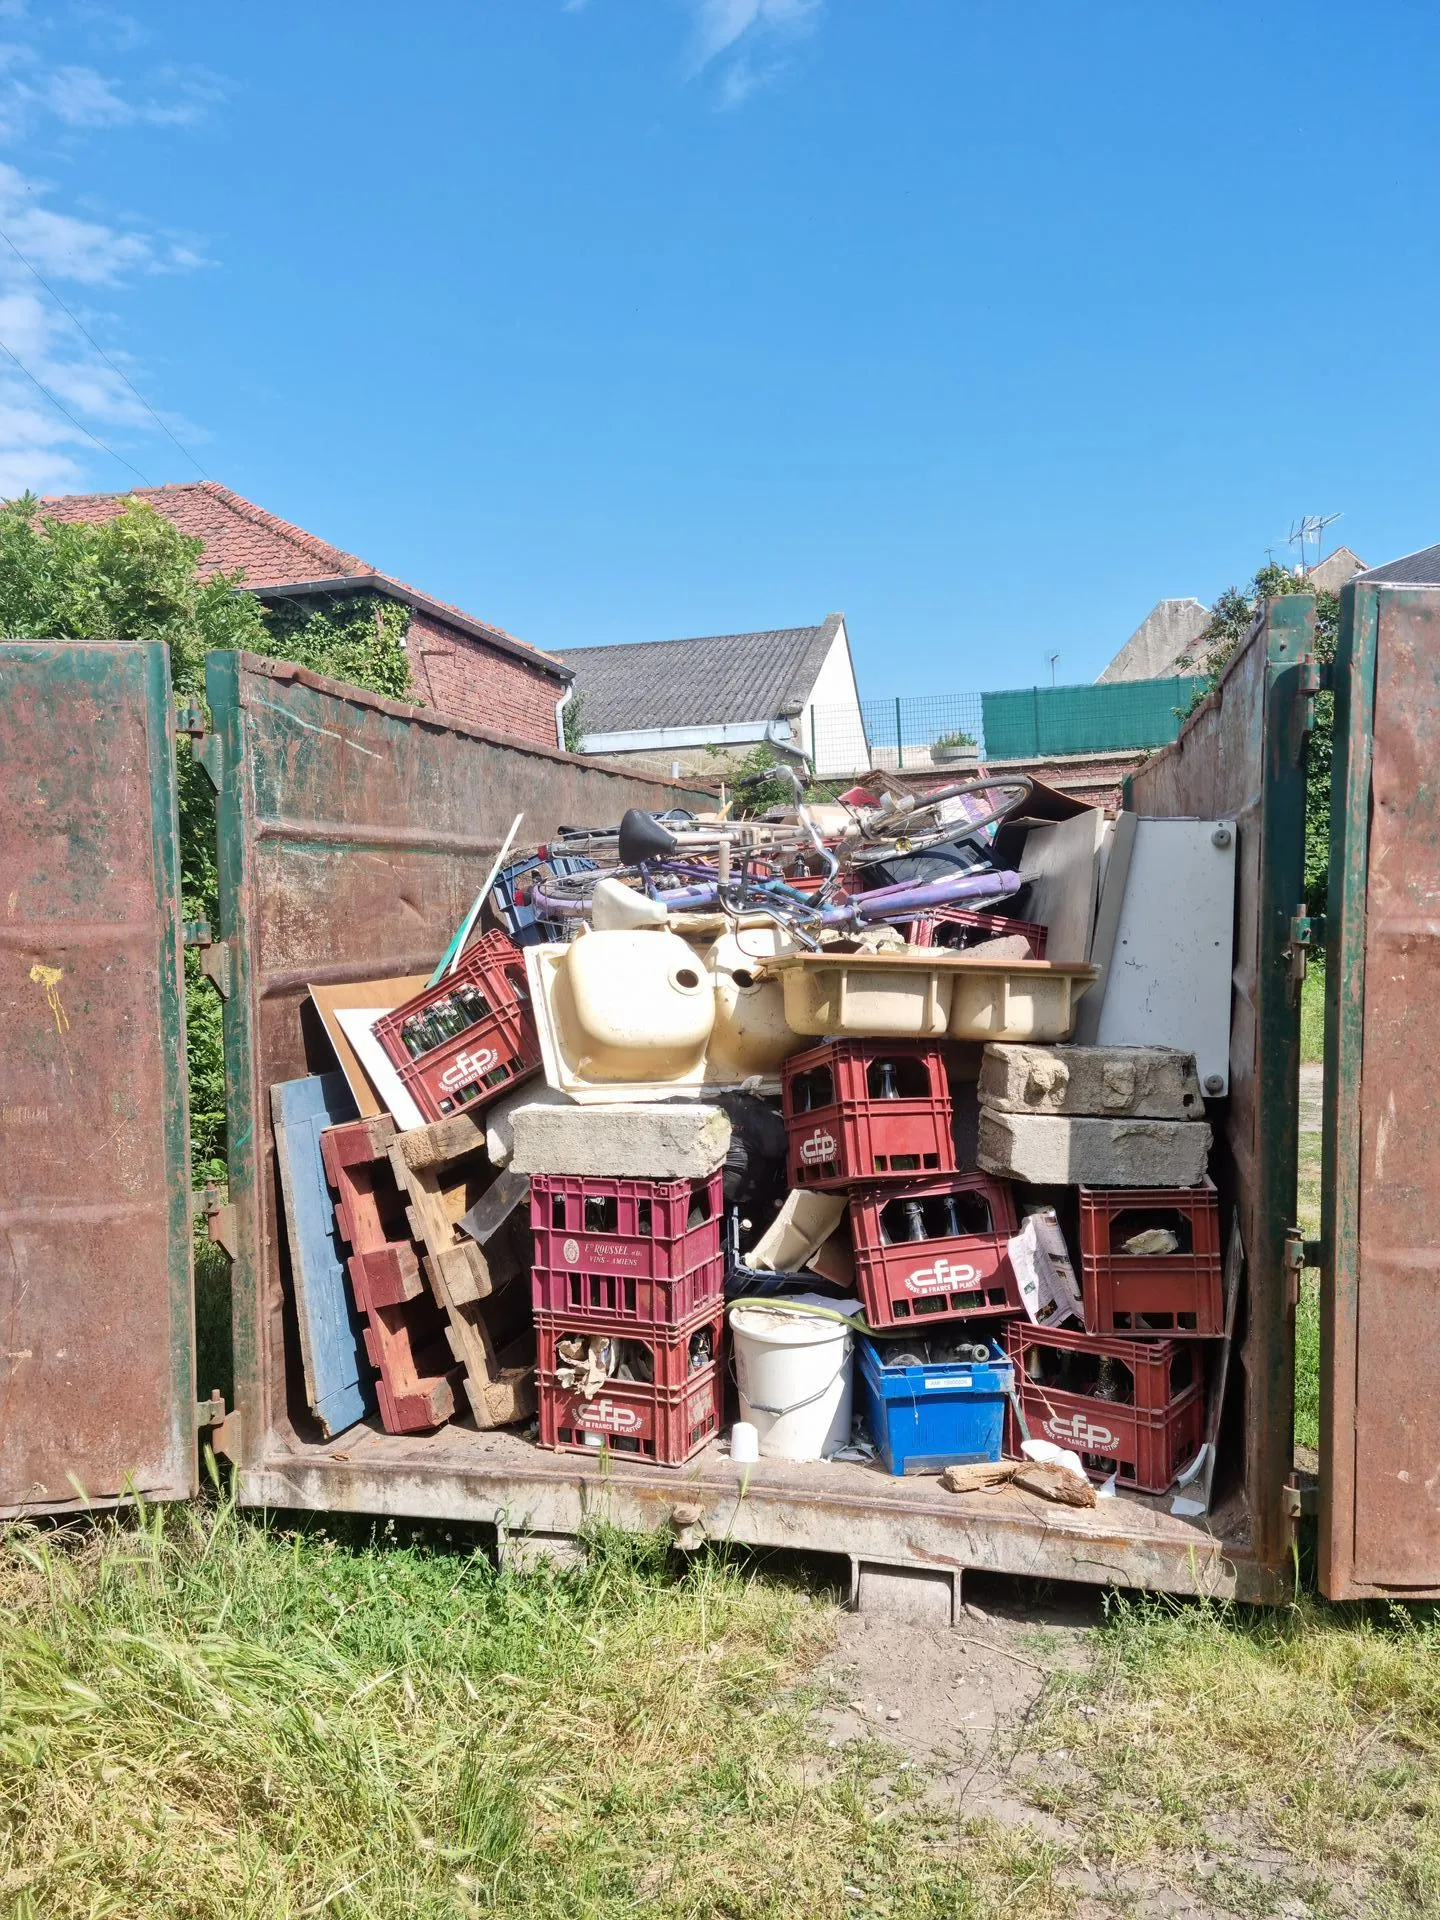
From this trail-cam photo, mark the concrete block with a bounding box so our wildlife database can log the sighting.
[979,1044,1203,1120]
[509,1098,732,1179]
[484,1082,571,1168]
[976,1111,1211,1188]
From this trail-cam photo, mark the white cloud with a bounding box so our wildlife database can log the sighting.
[685,0,822,106]
[0,166,209,494]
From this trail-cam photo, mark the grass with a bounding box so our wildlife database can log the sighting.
[5,1497,1440,1916]
[1030,1590,1440,1917]
[1301,955,1325,1067]
[0,1500,1072,1920]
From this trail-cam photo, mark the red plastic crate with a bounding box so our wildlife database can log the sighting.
[850,1171,1021,1327]
[782,1039,955,1190]
[534,1302,724,1393]
[373,929,542,1123]
[535,1302,725,1465]
[532,1251,725,1327]
[537,1366,722,1465]
[529,1169,723,1282]
[1079,1180,1222,1337]
[904,908,1048,957]
[1005,1320,1205,1494]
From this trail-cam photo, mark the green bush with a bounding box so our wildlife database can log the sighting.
[0,495,413,1184]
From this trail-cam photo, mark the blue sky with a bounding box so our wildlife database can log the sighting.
[2,1,1437,695]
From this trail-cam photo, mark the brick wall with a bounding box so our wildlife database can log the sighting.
[406,608,565,749]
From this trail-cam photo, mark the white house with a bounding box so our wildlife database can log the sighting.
[556,612,869,779]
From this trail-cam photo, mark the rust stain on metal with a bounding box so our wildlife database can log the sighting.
[1349,590,1440,1588]
[0,642,193,1515]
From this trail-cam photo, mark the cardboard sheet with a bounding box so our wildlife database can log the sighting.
[308,974,430,1120]
[1017,810,1106,964]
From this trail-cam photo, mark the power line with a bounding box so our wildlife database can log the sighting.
[0,220,211,480]
[0,333,151,485]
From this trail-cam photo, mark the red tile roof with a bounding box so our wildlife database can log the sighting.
[40,480,563,673]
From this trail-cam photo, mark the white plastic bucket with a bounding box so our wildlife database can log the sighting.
[728,1304,854,1461]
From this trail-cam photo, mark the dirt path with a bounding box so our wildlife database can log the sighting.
[809,1584,1330,1918]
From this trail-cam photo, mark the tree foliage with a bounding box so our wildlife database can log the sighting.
[1191,560,1339,920]
[0,495,414,1183]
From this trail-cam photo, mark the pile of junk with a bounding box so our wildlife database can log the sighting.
[278,763,1240,1512]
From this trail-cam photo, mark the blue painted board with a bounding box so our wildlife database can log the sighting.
[271,1071,373,1437]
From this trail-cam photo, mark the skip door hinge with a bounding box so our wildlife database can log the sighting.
[1285,906,1325,1005]
[182,919,232,997]
[1291,654,1332,762]
[174,699,224,789]
[201,1184,237,1259]
[195,1390,242,1461]
[1283,1228,1323,1305]
[1285,1474,1319,1520]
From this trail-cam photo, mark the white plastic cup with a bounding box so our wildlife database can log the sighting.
[730,1420,760,1464]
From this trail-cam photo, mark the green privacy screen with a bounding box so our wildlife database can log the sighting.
[980,677,1206,759]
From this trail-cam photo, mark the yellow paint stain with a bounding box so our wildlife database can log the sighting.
[29,963,70,1035]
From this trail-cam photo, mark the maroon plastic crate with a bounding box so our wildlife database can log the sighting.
[850,1171,1022,1328]
[534,1302,724,1393]
[904,908,1048,958]
[782,1039,955,1190]
[537,1365,722,1466]
[374,929,542,1123]
[529,1169,723,1282]
[1079,1180,1223,1337]
[532,1251,725,1328]
[535,1302,725,1465]
[1005,1320,1205,1494]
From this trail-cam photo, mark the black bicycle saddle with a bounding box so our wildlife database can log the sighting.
[617,808,680,865]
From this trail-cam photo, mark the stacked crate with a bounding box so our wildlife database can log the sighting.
[978,1043,1219,1493]
[530,1167,726,1465]
[780,1037,1024,1334]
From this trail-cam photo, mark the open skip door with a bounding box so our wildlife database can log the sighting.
[1321,581,1440,1599]
[0,641,197,1516]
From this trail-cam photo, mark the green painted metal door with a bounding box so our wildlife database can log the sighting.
[0,641,196,1514]
[1321,583,1440,1598]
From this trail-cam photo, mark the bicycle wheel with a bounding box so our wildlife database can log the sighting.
[849,776,1032,861]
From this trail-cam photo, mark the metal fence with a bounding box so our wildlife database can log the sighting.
[806,678,1205,777]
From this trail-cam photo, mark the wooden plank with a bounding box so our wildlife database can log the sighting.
[391,1109,490,1173]
[270,1073,372,1438]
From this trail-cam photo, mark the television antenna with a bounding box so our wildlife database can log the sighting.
[1286,512,1342,574]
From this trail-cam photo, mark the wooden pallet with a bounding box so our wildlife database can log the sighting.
[324,1111,535,1430]
[320,1119,462,1434]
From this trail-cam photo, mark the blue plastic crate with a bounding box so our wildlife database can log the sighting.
[857,1337,1014,1476]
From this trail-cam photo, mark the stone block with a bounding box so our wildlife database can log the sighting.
[509,1098,732,1179]
[979,1044,1203,1120]
[976,1111,1211,1188]
[484,1082,571,1168]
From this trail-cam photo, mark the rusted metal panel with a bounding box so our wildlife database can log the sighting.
[0,641,194,1515]
[240,1424,1285,1604]
[1322,585,1440,1596]
[1127,601,1311,1575]
[207,653,717,1460]
[208,653,1292,1601]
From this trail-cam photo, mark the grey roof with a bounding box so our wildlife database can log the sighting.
[1359,543,1440,584]
[556,613,845,732]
